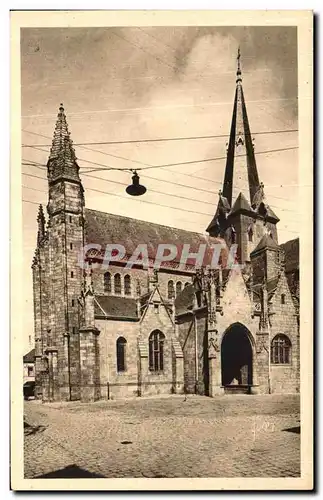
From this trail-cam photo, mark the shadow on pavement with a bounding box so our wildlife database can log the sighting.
[283,426,300,434]
[35,464,105,478]
[24,420,47,436]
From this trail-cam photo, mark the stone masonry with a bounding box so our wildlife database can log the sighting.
[32,55,299,402]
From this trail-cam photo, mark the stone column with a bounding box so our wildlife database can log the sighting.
[45,347,59,401]
[208,334,224,396]
[79,326,101,402]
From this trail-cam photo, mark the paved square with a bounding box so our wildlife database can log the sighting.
[24,394,300,478]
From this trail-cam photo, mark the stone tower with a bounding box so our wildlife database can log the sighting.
[206,49,280,266]
[33,104,85,401]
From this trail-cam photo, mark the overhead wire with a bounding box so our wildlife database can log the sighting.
[21,127,298,147]
[22,168,300,222]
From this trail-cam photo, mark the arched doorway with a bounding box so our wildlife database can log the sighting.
[221,323,253,388]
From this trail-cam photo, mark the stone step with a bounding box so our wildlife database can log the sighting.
[223,385,251,395]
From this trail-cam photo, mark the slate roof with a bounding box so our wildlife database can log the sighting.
[230,192,252,214]
[84,208,222,269]
[23,348,35,363]
[280,238,299,273]
[251,234,279,254]
[94,295,138,319]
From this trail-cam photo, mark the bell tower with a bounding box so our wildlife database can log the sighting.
[46,104,85,401]
[206,49,279,265]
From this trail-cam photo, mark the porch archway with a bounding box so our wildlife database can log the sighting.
[221,323,253,387]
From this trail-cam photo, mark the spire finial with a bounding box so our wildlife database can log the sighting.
[37,204,45,245]
[236,46,242,83]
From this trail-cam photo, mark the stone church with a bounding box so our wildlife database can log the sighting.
[32,55,300,402]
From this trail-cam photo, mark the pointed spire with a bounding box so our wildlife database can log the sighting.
[37,204,45,245]
[221,49,260,206]
[236,46,242,83]
[47,104,79,184]
[49,104,75,162]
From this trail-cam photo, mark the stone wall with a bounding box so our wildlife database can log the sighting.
[96,318,140,400]
[91,263,192,300]
[138,293,175,397]
[177,315,196,393]
[269,272,299,394]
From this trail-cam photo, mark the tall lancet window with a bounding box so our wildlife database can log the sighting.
[114,273,121,295]
[104,272,111,293]
[149,330,165,372]
[124,275,131,296]
[168,280,175,299]
[176,282,183,296]
[116,337,127,372]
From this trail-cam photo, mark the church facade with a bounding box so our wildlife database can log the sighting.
[32,56,300,402]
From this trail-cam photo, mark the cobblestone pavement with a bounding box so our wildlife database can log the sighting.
[24,394,300,479]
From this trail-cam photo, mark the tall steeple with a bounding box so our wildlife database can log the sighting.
[47,104,81,185]
[222,48,260,207]
[206,49,279,264]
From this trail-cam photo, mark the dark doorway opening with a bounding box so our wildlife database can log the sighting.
[221,323,253,387]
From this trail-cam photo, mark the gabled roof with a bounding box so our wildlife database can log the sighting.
[230,192,253,215]
[251,234,279,254]
[94,295,138,319]
[23,348,35,363]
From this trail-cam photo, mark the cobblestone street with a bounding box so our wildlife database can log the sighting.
[24,394,300,479]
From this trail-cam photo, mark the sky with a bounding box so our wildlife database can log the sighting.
[20,26,299,350]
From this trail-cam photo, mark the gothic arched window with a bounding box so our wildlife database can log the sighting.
[149,330,165,372]
[116,337,127,372]
[114,273,121,295]
[104,272,111,293]
[168,280,175,299]
[271,334,291,364]
[281,294,286,305]
[176,281,183,296]
[124,274,131,296]
[184,282,190,288]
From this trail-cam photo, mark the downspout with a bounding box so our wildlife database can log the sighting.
[194,312,198,394]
